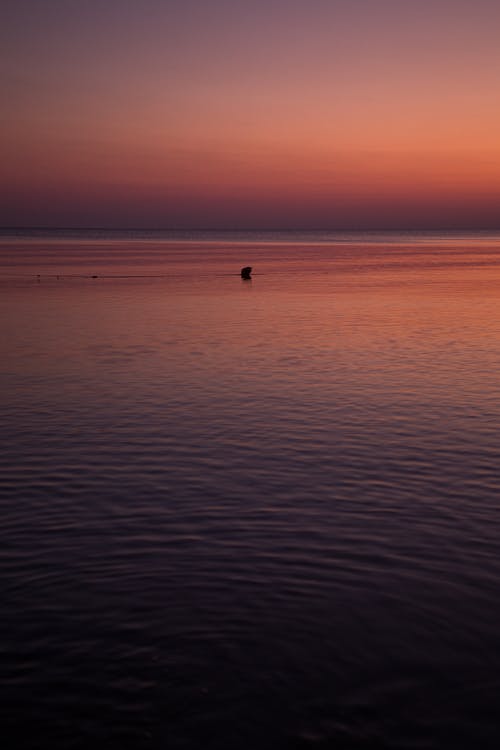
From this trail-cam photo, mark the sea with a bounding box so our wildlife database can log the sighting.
[2,229,500,749]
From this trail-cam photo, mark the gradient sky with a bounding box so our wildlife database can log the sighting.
[2,0,500,229]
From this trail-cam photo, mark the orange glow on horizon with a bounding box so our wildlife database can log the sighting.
[2,0,500,227]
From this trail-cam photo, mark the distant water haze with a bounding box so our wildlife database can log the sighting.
[2,230,500,748]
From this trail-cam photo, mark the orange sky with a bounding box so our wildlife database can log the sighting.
[2,0,500,228]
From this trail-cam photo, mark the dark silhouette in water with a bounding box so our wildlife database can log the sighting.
[241,266,252,279]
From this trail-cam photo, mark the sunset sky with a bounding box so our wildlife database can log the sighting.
[2,0,500,229]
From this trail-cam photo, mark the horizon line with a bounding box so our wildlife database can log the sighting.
[2,226,500,233]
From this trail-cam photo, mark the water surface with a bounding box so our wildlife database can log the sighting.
[2,231,500,748]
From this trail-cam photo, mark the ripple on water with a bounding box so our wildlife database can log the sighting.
[2,239,500,748]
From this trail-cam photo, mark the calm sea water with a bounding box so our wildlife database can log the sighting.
[2,230,500,748]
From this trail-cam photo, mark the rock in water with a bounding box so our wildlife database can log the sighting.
[241,266,252,279]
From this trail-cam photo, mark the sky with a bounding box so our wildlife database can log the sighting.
[2,0,500,229]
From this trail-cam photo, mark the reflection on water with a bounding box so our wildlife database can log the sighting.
[2,234,500,748]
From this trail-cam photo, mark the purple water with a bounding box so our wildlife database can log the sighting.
[2,230,500,748]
